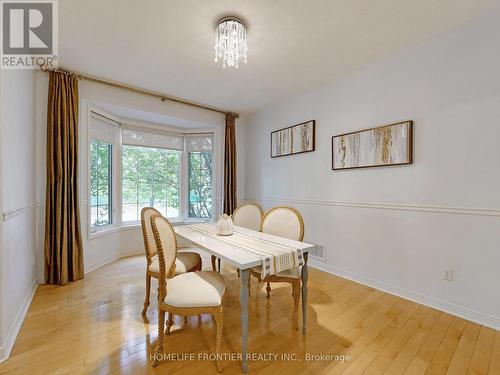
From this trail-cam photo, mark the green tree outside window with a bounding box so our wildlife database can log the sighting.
[90,140,112,227]
[122,145,180,221]
[188,151,213,219]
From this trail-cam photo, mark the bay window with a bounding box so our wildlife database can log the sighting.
[121,128,183,221]
[88,109,216,233]
[89,140,112,227]
[89,111,119,229]
[122,146,181,221]
[187,135,214,219]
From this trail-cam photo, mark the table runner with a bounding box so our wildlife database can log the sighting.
[184,223,304,278]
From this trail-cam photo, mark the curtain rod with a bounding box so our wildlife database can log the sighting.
[40,66,239,118]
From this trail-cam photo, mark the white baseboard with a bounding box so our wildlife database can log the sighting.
[119,249,143,258]
[85,254,120,274]
[85,250,144,275]
[309,259,500,331]
[0,279,38,363]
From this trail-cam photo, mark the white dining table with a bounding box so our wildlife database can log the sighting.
[174,223,315,373]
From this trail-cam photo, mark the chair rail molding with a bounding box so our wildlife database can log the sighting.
[245,196,500,217]
[2,203,41,222]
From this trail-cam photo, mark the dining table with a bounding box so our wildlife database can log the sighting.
[174,222,315,373]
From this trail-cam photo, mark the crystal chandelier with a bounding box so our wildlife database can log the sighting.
[214,17,248,69]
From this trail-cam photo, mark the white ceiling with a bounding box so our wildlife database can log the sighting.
[59,0,500,114]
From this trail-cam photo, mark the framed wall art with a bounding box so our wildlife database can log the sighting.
[332,120,413,170]
[271,120,315,158]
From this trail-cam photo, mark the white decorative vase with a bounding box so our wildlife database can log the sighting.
[216,214,234,236]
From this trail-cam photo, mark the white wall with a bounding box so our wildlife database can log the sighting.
[34,73,244,281]
[0,70,38,362]
[243,10,500,329]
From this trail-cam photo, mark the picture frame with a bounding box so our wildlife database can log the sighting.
[332,120,413,170]
[270,120,316,158]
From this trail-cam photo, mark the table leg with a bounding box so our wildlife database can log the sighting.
[301,253,309,335]
[240,268,250,373]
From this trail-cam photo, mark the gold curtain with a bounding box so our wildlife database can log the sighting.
[44,71,84,285]
[223,114,237,215]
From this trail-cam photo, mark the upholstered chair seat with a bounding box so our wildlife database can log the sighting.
[165,271,226,308]
[149,251,201,275]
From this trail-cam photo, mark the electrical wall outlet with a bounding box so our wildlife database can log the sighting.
[443,268,454,281]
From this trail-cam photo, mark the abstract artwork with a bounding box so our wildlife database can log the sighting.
[271,120,315,158]
[332,121,413,170]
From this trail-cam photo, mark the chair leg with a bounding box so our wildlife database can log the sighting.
[292,280,300,330]
[166,312,173,335]
[248,274,251,296]
[214,307,224,372]
[153,309,165,367]
[237,268,240,278]
[266,281,271,298]
[142,273,151,323]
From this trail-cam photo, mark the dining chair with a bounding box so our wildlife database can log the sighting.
[212,203,264,273]
[150,214,225,371]
[249,206,304,330]
[141,207,202,323]
[233,202,263,231]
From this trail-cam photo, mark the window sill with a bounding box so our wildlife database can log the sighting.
[88,218,211,240]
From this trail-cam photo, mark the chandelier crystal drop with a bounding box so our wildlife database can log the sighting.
[214,17,248,69]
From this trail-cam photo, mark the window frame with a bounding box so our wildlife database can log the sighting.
[120,144,182,223]
[87,109,121,236]
[187,147,214,220]
[89,139,113,228]
[86,107,220,240]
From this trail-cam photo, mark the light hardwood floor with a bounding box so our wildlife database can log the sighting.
[0,254,498,375]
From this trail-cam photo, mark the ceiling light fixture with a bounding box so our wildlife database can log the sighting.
[214,17,248,69]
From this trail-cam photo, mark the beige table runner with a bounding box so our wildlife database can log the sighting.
[186,223,304,278]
